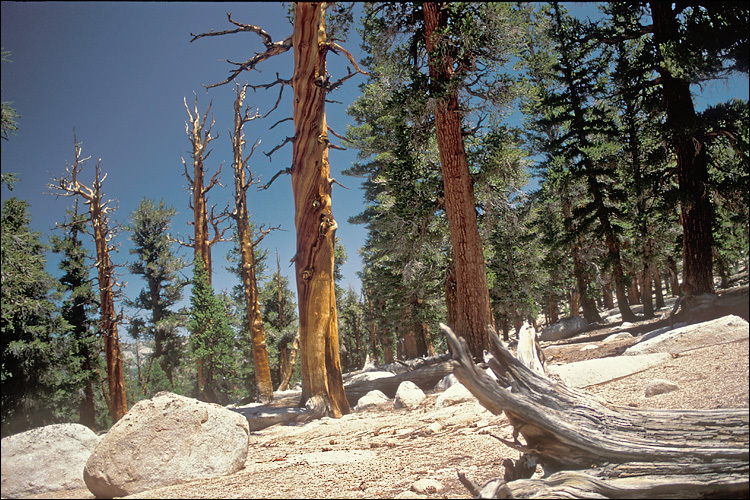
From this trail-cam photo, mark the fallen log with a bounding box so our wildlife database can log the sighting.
[442,323,749,499]
[342,357,454,407]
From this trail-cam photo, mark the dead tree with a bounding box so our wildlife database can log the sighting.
[49,134,128,423]
[176,95,231,393]
[191,5,368,417]
[442,324,749,499]
[229,83,275,403]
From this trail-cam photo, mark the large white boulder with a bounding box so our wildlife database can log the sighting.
[434,382,475,408]
[393,381,426,409]
[83,392,249,498]
[1,423,100,498]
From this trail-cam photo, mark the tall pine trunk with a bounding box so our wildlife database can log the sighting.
[291,2,349,417]
[424,2,495,360]
[651,2,714,295]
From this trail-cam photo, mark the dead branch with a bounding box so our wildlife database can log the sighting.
[264,136,295,159]
[259,167,292,190]
[270,117,293,130]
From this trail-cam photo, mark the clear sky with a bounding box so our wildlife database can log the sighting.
[1,2,370,330]
[2,2,748,340]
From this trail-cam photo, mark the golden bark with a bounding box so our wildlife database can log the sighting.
[230,84,274,403]
[49,139,127,423]
[290,2,349,416]
[424,2,495,359]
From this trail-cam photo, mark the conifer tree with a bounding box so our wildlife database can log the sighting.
[188,254,236,403]
[126,197,187,386]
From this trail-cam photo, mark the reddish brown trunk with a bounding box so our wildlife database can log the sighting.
[291,2,349,416]
[651,2,714,295]
[424,2,495,359]
[91,203,127,423]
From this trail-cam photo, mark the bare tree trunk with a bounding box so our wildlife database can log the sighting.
[291,2,349,417]
[424,2,495,360]
[653,266,666,309]
[278,330,300,392]
[230,84,274,404]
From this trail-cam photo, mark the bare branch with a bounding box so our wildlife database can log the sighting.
[190,13,274,47]
[326,42,371,77]
[270,117,293,130]
[264,136,295,159]
[259,167,292,190]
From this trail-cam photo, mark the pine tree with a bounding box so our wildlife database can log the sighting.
[1,196,63,436]
[50,200,100,430]
[126,197,187,386]
[188,254,236,403]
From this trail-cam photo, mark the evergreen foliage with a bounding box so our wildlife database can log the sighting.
[187,254,236,403]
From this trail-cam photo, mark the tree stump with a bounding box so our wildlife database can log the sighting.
[442,324,749,499]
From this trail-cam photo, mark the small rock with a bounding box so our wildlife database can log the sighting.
[433,373,459,392]
[395,490,423,499]
[645,379,680,397]
[354,390,389,411]
[604,332,633,342]
[412,478,445,494]
[580,344,598,351]
[435,383,474,408]
[394,381,426,409]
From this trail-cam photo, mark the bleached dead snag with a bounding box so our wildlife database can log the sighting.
[441,324,749,499]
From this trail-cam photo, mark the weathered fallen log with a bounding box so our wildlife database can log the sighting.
[342,357,454,407]
[442,323,749,499]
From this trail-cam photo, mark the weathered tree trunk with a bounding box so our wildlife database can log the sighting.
[424,2,495,360]
[651,2,714,296]
[443,323,748,499]
[277,330,300,392]
[667,255,681,296]
[291,2,349,417]
[229,84,274,404]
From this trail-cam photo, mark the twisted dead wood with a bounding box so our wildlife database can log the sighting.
[442,323,749,498]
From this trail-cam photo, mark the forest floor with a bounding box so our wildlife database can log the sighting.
[31,287,749,500]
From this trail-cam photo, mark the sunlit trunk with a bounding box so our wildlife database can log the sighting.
[291,2,349,417]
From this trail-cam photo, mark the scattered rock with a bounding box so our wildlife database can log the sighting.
[645,379,680,397]
[83,392,249,498]
[395,490,424,499]
[1,423,100,498]
[394,381,427,409]
[412,478,445,493]
[435,383,475,408]
[354,390,389,411]
[604,332,634,342]
[539,316,588,342]
[434,373,459,392]
[580,344,598,351]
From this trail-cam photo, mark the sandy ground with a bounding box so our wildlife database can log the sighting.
[28,312,749,500]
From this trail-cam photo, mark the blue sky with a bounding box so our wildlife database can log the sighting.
[1,2,370,325]
[2,2,748,340]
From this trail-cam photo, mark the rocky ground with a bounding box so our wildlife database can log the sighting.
[25,287,750,500]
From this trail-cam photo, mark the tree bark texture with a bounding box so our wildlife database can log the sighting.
[87,189,127,423]
[291,2,349,417]
[443,323,748,498]
[650,2,714,296]
[424,2,495,360]
[231,84,274,404]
